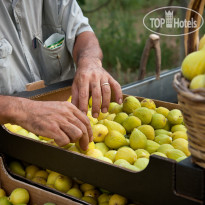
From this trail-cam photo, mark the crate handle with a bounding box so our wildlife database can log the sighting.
[26,80,46,91]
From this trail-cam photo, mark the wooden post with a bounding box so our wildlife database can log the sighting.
[138,34,161,80]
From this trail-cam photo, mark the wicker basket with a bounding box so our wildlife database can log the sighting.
[173,72,205,168]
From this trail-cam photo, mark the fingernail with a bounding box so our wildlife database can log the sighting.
[90,136,93,142]
[119,98,122,104]
[93,112,99,118]
[102,108,107,113]
[83,146,88,151]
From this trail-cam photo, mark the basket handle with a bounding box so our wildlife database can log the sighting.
[138,34,161,80]
[184,0,205,55]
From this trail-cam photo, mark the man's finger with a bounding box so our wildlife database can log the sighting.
[78,77,89,114]
[51,128,71,147]
[67,116,90,142]
[100,79,111,113]
[74,109,93,142]
[79,131,89,151]
[109,77,123,104]
[60,121,83,143]
[91,81,101,118]
[71,82,79,107]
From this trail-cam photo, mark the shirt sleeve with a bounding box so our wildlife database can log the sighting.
[59,0,93,55]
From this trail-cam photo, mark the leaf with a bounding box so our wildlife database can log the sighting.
[77,0,86,6]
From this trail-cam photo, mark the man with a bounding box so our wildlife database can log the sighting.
[0,0,122,150]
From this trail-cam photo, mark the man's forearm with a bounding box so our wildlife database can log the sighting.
[0,95,27,125]
[73,31,103,67]
[0,95,92,148]
[71,30,122,116]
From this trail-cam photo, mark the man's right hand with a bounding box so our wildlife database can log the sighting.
[0,96,92,150]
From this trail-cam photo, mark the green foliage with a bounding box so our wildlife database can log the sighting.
[77,0,86,6]
[79,0,182,85]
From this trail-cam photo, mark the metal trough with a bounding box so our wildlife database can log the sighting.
[122,68,180,103]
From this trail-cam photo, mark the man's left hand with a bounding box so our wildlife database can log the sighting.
[71,57,122,118]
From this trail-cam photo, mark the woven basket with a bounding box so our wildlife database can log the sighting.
[173,72,205,168]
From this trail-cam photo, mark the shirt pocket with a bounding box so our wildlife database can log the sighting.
[0,38,13,94]
[0,38,12,67]
[36,34,71,85]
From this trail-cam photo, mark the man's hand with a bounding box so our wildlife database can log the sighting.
[0,96,92,150]
[72,32,123,117]
[72,57,122,118]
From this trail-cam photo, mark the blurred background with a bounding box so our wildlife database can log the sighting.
[77,0,205,85]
